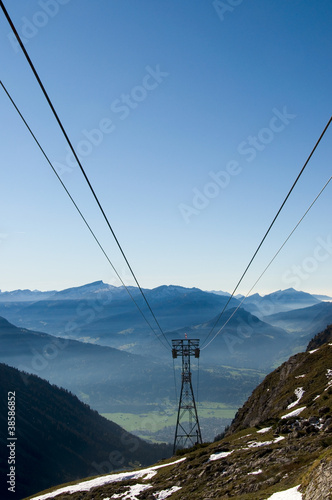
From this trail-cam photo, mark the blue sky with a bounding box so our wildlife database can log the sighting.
[0,0,332,295]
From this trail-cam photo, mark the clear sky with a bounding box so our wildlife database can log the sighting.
[0,0,332,296]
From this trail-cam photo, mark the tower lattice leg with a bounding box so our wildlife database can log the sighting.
[172,339,202,453]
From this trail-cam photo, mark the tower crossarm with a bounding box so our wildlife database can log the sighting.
[172,339,200,358]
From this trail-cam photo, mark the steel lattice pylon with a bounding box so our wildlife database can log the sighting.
[172,338,202,453]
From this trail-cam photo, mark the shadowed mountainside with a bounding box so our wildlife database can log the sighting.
[0,363,172,500]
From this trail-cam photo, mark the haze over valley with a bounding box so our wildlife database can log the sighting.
[1,282,331,444]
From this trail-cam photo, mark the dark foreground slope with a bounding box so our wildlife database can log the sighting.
[0,364,171,500]
[31,327,332,499]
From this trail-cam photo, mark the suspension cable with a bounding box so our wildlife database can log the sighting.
[0,1,171,349]
[201,115,332,349]
[172,357,178,403]
[196,356,200,407]
[202,173,332,350]
[0,80,170,351]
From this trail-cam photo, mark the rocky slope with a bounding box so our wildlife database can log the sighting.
[27,327,332,500]
[307,324,332,350]
[227,324,332,434]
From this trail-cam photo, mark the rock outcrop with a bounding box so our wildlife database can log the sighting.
[302,458,332,499]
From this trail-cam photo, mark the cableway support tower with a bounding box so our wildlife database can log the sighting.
[172,338,202,454]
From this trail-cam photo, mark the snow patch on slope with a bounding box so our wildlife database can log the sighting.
[265,484,302,499]
[245,436,284,449]
[111,483,151,499]
[287,388,305,409]
[248,469,262,475]
[154,486,182,499]
[281,406,306,419]
[257,427,271,434]
[31,458,186,500]
[209,450,233,461]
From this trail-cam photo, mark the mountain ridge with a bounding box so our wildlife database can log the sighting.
[0,283,241,339]
[266,301,332,337]
[241,287,321,318]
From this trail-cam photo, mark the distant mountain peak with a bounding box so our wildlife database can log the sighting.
[272,287,298,295]
[86,280,105,286]
[247,292,262,299]
[51,280,121,300]
[243,288,321,318]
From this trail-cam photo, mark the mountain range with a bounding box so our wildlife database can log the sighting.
[242,288,322,317]
[0,283,327,356]
[1,282,332,444]
[266,301,332,337]
[0,282,241,342]
[1,283,331,367]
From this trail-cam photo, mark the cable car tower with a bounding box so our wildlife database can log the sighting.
[172,336,202,453]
